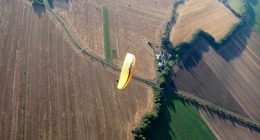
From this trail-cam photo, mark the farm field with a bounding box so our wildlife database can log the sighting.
[227,0,245,15]
[199,109,260,140]
[172,36,260,123]
[248,0,260,34]
[144,93,216,140]
[243,27,260,57]
[171,0,260,138]
[55,0,176,79]
[245,0,260,55]
[0,0,26,139]
[0,0,154,140]
[170,0,239,45]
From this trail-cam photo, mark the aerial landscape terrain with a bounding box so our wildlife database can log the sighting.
[170,0,239,45]
[0,0,259,140]
[54,0,176,79]
[0,0,153,139]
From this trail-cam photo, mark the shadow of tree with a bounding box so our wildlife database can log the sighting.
[193,103,260,133]
[32,3,46,18]
[169,0,259,116]
[217,25,253,61]
[175,0,257,63]
[48,0,70,9]
[48,0,54,9]
[217,0,258,61]
[171,39,249,116]
[141,0,259,139]
[142,86,176,140]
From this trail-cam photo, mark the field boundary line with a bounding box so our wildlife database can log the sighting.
[176,89,260,130]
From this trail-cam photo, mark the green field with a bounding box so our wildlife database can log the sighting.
[145,92,216,140]
[248,0,260,34]
[103,7,112,63]
[227,0,245,15]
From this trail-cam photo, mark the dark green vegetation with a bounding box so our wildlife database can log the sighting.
[132,1,217,139]
[225,0,260,52]
[132,86,163,140]
[161,0,250,60]
[161,0,185,51]
[133,0,260,139]
[226,0,260,34]
[176,92,260,129]
[170,0,260,128]
[30,0,45,5]
[103,7,112,63]
[132,85,217,140]
[248,0,260,34]
[144,92,216,140]
[171,13,247,60]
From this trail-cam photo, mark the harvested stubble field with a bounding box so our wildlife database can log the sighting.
[0,1,26,139]
[170,0,239,45]
[55,0,175,79]
[0,0,154,140]
[199,109,260,140]
[172,35,260,123]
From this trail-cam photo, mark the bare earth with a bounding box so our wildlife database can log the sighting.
[170,0,239,45]
[199,109,260,140]
[172,34,260,123]
[55,0,175,79]
[0,0,154,140]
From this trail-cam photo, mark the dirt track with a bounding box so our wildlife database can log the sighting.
[0,1,154,139]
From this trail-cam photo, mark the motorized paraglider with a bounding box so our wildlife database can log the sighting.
[117,53,136,89]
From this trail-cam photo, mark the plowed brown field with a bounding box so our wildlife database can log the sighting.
[170,0,239,45]
[172,31,260,123]
[55,0,175,79]
[0,1,153,140]
[199,109,260,140]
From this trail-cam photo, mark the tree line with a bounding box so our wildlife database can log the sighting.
[132,0,253,139]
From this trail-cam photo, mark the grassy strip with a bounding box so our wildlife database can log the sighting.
[102,7,112,63]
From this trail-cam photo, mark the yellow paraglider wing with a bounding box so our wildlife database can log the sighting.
[117,53,136,89]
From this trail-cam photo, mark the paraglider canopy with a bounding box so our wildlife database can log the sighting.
[117,53,136,89]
